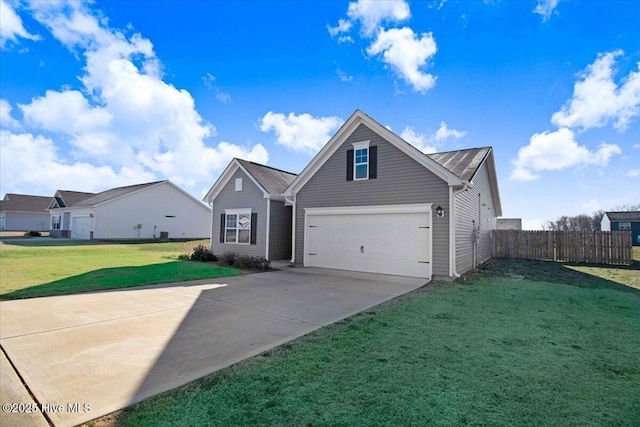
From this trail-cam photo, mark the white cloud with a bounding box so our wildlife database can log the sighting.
[20,90,112,134]
[0,0,39,49]
[329,0,437,93]
[400,122,466,154]
[259,112,344,154]
[1,1,267,196]
[0,99,20,129]
[327,19,352,37]
[346,0,410,36]
[0,129,156,195]
[627,169,640,178]
[367,27,437,93]
[511,128,621,180]
[400,126,437,154]
[533,0,560,22]
[203,73,231,103]
[433,121,466,142]
[337,68,353,82]
[551,50,640,131]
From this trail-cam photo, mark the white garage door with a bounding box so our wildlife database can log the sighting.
[71,216,92,240]
[305,204,432,279]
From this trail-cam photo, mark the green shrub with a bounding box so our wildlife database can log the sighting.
[220,252,270,270]
[190,244,217,262]
[220,252,237,266]
[177,253,190,261]
[23,231,41,237]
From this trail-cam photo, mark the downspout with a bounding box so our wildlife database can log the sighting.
[265,198,271,261]
[290,195,296,264]
[449,181,469,278]
[208,200,214,250]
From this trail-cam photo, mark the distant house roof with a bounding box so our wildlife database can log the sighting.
[428,147,492,181]
[0,194,51,213]
[604,211,640,222]
[236,159,297,195]
[51,190,96,208]
[73,181,165,207]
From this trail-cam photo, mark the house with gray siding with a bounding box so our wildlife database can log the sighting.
[283,110,502,280]
[0,193,51,231]
[203,159,297,260]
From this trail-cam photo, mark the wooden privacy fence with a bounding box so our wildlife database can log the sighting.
[493,230,633,266]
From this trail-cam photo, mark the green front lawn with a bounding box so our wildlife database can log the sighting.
[0,239,240,300]
[100,257,640,426]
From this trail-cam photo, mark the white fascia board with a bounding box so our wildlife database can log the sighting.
[203,159,270,203]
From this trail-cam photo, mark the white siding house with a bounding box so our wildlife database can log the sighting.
[49,181,210,240]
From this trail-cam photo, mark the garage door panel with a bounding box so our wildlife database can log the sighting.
[306,209,431,279]
[71,217,92,240]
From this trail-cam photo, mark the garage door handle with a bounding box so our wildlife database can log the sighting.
[309,226,318,228]
[418,261,430,264]
[309,253,317,256]
[418,226,430,229]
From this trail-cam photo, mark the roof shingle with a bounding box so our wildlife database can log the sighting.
[0,194,51,213]
[427,147,492,181]
[236,159,297,195]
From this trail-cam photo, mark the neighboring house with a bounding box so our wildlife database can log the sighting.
[0,194,51,231]
[207,110,502,280]
[601,211,640,246]
[203,159,297,260]
[49,181,210,240]
[497,218,522,230]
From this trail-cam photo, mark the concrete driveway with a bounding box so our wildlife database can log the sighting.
[0,267,425,427]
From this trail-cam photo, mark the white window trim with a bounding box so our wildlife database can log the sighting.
[618,222,631,230]
[352,140,370,181]
[224,208,252,245]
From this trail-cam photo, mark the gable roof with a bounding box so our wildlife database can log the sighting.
[604,211,640,222]
[73,181,165,207]
[284,110,501,215]
[49,181,209,212]
[428,147,491,181]
[236,159,297,195]
[203,158,298,203]
[0,194,51,213]
[50,190,96,209]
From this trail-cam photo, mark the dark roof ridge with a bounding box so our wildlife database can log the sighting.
[235,158,298,176]
[428,146,493,156]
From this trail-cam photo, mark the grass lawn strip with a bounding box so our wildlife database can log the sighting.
[0,239,241,300]
[100,258,640,427]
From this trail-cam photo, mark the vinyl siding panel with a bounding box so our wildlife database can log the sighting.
[2,212,50,231]
[268,200,292,259]
[295,123,450,276]
[454,160,497,274]
[211,169,267,258]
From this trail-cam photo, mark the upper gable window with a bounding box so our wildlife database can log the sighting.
[352,141,370,181]
[235,178,243,191]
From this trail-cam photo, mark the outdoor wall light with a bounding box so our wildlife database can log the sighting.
[436,205,444,217]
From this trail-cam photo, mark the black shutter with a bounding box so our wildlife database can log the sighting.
[220,213,225,243]
[369,146,377,179]
[250,213,257,245]
[346,149,354,181]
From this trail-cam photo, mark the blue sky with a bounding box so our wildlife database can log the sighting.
[1,0,639,229]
